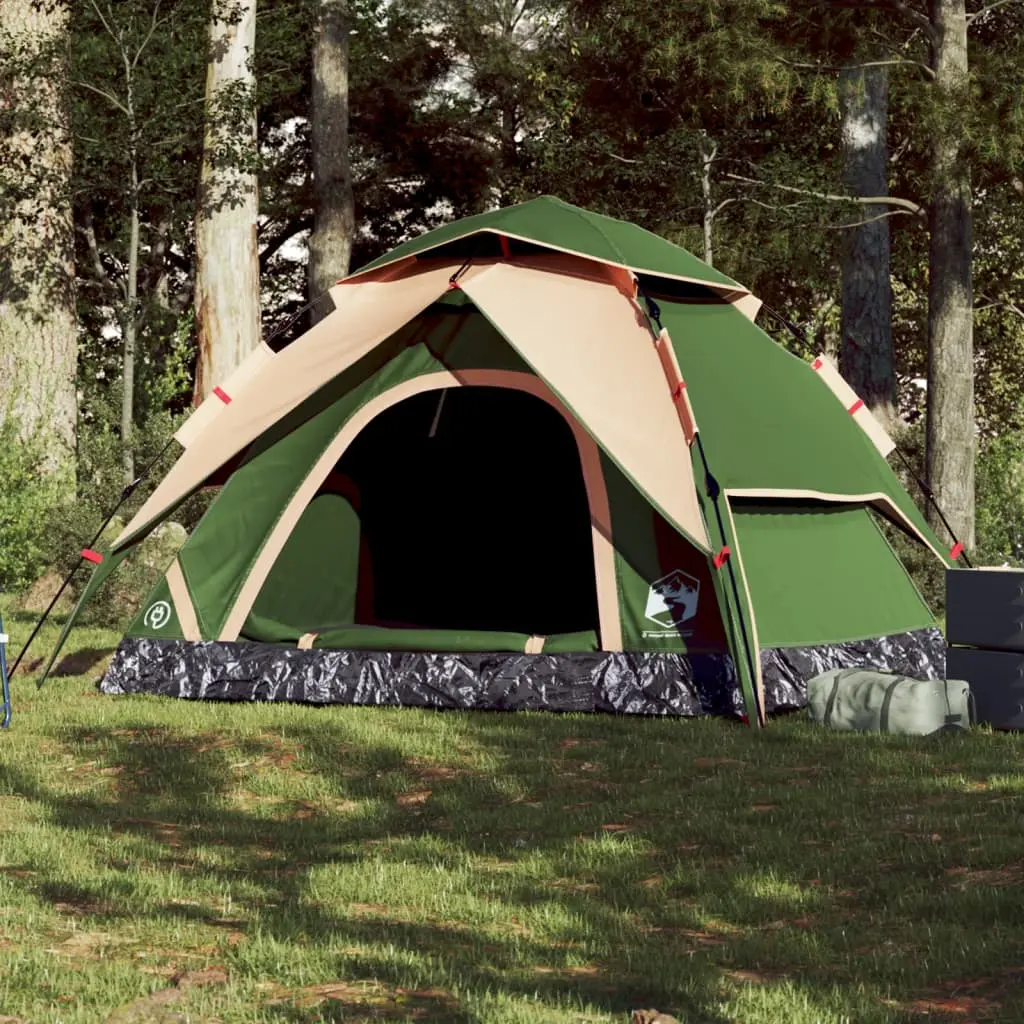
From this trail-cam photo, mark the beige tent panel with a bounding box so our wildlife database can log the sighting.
[114,252,710,560]
[654,328,698,445]
[730,293,763,322]
[112,261,459,550]
[811,354,896,458]
[175,342,275,449]
[174,258,424,454]
[331,254,419,286]
[725,487,948,566]
[166,558,201,641]
[459,259,711,551]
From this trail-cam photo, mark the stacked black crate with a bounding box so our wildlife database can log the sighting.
[946,568,1024,729]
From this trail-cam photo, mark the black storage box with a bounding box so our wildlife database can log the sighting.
[945,647,1024,729]
[946,567,1024,652]
[946,567,1024,729]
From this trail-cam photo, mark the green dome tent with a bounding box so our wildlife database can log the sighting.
[52,197,952,726]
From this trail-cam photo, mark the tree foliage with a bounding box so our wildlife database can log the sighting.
[2,0,1024,585]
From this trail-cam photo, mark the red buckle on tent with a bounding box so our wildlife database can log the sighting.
[713,546,731,569]
[672,380,687,400]
[847,398,864,415]
[448,278,462,290]
[213,386,231,405]
[81,549,103,565]
[950,541,964,561]
[812,357,823,371]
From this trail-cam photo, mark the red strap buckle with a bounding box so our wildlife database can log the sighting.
[672,381,686,400]
[448,279,461,290]
[950,541,964,561]
[847,398,864,415]
[812,357,823,371]
[81,549,104,565]
[713,546,731,569]
[213,386,231,405]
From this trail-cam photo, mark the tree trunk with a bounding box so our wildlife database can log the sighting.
[123,143,140,486]
[0,0,77,481]
[193,0,261,404]
[925,0,974,551]
[700,136,718,267]
[308,0,355,319]
[839,64,897,434]
[498,100,518,204]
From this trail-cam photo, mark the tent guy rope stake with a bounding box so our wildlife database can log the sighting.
[0,607,10,728]
[13,435,178,683]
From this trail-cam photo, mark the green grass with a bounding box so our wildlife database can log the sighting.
[0,608,1022,1022]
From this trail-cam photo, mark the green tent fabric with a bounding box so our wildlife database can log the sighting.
[357,195,744,290]
[661,302,941,549]
[730,501,935,648]
[46,196,950,730]
[247,492,365,636]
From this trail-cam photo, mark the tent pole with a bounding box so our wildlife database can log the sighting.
[0,605,11,729]
[757,301,971,568]
[891,447,972,568]
[637,286,763,725]
[693,434,763,726]
[265,290,336,349]
[11,436,177,680]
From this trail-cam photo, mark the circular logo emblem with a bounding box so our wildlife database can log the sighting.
[143,600,172,631]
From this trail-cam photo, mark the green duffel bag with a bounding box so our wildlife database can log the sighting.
[807,669,974,735]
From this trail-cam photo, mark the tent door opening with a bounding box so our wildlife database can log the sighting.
[335,385,600,637]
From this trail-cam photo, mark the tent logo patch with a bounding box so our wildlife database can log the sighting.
[144,601,172,631]
[644,569,699,636]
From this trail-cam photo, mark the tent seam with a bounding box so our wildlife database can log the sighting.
[867,506,940,619]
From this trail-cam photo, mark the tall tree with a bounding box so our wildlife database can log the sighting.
[72,0,205,484]
[0,0,77,479]
[924,0,974,549]
[418,0,565,206]
[308,0,355,312]
[839,64,897,432]
[805,0,991,549]
[193,0,261,404]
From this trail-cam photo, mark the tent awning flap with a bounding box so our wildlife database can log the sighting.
[175,342,275,449]
[459,258,711,551]
[811,353,896,458]
[113,262,460,550]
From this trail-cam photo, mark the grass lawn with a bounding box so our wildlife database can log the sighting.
[0,608,1022,1023]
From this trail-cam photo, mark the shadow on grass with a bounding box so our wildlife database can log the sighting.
[1,706,1023,1022]
[50,647,116,677]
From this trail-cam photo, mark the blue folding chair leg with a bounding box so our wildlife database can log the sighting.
[0,611,11,729]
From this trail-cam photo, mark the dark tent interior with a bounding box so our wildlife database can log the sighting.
[334,386,600,636]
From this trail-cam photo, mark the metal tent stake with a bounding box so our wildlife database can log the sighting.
[0,608,11,729]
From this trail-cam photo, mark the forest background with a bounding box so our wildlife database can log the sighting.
[2,0,1024,619]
